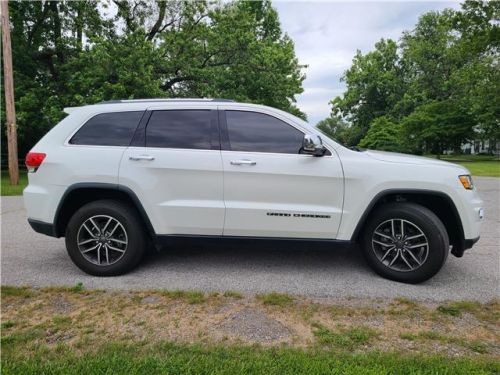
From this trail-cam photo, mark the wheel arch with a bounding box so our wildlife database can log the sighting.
[351,189,466,257]
[54,183,155,238]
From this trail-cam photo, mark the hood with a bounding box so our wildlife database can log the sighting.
[364,150,466,169]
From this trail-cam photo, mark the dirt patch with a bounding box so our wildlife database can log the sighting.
[216,308,291,343]
[140,296,160,305]
[51,295,74,314]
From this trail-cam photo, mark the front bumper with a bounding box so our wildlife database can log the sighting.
[451,236,480,257]
[28,218,58,238]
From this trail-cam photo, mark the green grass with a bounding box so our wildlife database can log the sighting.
[1,320,16,329]
[160,289,206,304]
[453,161,500,177]
[223,290,243,299]
[256,292,294,307]
[1,286,35,298]
[313,324,379,351]
[427,154,500,177]
[399,331,489,354]
[1,171,28,196]
[2,341,498,375]
[39,282,88,294]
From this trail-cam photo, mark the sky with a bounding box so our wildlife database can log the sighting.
[273,0,461,124]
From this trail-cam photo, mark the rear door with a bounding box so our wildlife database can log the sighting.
[119,104,224,236]
[219,106,344,239]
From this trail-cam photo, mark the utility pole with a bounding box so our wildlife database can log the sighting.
[1,0,19,185]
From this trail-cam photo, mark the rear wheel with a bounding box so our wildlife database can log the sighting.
[361,202,449,284]
[65,200,146,276]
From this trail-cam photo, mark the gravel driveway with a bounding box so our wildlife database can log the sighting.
[1,177,498,302]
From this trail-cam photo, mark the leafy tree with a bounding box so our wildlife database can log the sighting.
[359,116,405,152]
[322,0,498,154]
[401,100,475,154]
[2,0,305,158]
[331,39,405,138]
[316,116,362,147]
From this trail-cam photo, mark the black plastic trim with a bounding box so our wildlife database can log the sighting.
[28,219,57,237]
[129,110,152,147]
[464,236,480,250]
[350,189,466,245]
[53,183,156,238]
[218,109,231,151]
[155,234,352,250]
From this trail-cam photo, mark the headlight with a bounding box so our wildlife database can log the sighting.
[459,175,474,190]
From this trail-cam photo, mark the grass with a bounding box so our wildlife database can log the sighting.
[256,292,294,307]
[1,171,28,196]
[2,341,498,375]
[456,161,500,177]
[160,289,206,304]
[1,285,35,298]
[313,324,379,351]
[39,282,89,294]
[428,154,500,177]
[435,300,500,323]
[2,286,499,374]
[399,331,489,354]
[223,290,243,299]
[1,320,16,329]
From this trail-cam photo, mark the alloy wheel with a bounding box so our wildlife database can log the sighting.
[371,218,429,272]
[76,215,128,266]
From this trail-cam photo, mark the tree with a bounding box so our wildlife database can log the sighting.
[321,0,498,154]
[2,0,306,158]
[359,116,405,152]
[331,39,405,140]
[316,116,362,147]
[401,100,474,154]
[1,0,19,184]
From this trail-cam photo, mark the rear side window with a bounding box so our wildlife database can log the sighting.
[225,111,304,154]
[70,111,143,146]
[146,110,216,150]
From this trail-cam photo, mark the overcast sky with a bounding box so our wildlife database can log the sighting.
[273,0,461,124]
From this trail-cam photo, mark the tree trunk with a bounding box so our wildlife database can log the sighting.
[1,0,19,185]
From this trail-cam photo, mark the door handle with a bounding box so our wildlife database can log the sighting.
[129,155,155,161]
[230,159,257,166]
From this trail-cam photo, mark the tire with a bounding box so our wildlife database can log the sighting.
[65,200,147,276]
[361,202,449,284]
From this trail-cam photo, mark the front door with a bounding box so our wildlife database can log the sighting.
[220,108,344,239]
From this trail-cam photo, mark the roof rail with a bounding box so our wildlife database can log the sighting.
[97,98,235,104]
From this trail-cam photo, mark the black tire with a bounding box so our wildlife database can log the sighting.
[361,202,449,284]
[65,200,147,276]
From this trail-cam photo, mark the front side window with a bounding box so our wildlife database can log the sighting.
[146,110,215,150]
[225,111,304,154]
[70,111,143,146]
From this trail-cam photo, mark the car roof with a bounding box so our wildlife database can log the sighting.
[97,98,235,104]
[64,98,242,114]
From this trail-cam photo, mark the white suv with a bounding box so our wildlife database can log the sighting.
[24,99,483,283]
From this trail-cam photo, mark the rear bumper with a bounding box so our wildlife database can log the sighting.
[27,219,58,238]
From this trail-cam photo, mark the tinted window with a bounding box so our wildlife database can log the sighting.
[146,110,214,149]
[70,111,143,146]
[226,111,303,154]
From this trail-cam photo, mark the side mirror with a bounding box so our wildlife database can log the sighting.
[302,134,326,156]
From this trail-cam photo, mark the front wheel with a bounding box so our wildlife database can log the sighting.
[65,200,147,276]
[361,202,449,284]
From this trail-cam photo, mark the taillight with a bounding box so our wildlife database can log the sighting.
[25,152,46,172]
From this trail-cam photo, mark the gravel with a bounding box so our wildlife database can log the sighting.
[1,177,498,302]
[216,308,291,342]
